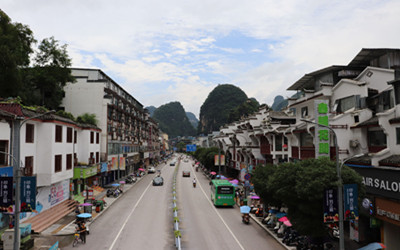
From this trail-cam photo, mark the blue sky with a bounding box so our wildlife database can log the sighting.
[3,0,400,118]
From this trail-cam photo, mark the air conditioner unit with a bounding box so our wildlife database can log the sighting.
[349,139,359,148]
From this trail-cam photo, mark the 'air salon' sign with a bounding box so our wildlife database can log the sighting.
[353,167,400,200]
[314,100,330,158]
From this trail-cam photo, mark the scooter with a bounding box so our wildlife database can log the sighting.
[193,182,196,188]
[242,213,250,224]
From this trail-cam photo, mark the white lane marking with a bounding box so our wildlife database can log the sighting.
[193,169,246,250]
[108,180,152,250]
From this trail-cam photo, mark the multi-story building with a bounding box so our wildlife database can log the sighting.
[0,103,100,232]
[61,68,147,185]
[213,48,400,248]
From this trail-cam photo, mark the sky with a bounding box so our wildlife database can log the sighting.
[3,0,400,118]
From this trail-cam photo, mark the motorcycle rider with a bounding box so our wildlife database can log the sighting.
[193,178,196,187]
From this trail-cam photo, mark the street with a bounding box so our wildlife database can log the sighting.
[63,157,284,249]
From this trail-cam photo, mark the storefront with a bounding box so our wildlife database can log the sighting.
[72,165,98,196]
[351,166,400,247]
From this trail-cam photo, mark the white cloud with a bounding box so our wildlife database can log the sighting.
[2,0,400,117]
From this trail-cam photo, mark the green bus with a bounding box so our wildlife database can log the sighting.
[210,180,235,207]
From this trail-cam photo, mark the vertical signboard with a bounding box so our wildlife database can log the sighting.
[315,100,330,158]
[323,188,339,223]
[214,155,225,166]
[21,176,36,212]
[0,177,13,212]
[344,184,359,220]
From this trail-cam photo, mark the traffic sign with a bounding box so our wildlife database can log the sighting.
[244,174,251,180]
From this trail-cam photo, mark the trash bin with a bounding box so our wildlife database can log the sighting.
[84,204,92,214]
[95,200,104,212]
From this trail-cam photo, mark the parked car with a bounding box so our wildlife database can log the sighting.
[170,162,176,166]
[148,167,156,173]
[153,176,164,186]
[182,171,190,177]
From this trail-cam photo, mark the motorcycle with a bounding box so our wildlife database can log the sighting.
[193,182,196,188]
[242,213,250,224]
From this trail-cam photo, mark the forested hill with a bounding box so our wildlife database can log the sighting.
[186,112,199,129]
[152,102,196,138]
[198,84,259,134]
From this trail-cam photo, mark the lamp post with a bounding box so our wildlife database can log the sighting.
[12,110,54,250]
[301,118,345,250]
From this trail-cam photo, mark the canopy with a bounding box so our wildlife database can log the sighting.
[138,168,145,171]
[278,216,289,222]
[210,172,217,175]
[77,213,92,219]
[230,179,239,184]
[240,206,251,214]
[275,212,287,219]
[283,221,292,227]
[251,195,260,199]
[111,183,120,187]
[119,181,126,184]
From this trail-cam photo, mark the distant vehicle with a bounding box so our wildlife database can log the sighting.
[210,180,235,207]
[170,162,176,166]
[184,159,189,163]
[153,176,164,186]
[182,171,190,177]
[148,167,156,173]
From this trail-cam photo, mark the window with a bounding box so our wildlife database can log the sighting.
[396,128,400,145]
[90,131,94,144]
[96,152,99,163]
[335,95,357,113]
[67,127,73,143]
[301,107,308,118]
[55,155,62,172]
[25,124,34,143]
[74,153,77,166]
[0,141,8,166]
[55,125,62,142]
[66,154,72,170]
[25,156,33,176]
[368,130,387,147]
[300,133,314,147]
[275,135,283,151]
[74,130,77,144]
[90,152,94,164]
[96,132,99,144]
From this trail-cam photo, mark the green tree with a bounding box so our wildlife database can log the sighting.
[21,37,75,109]
[0,10,35,98]
[253,157,364,238]
[76,113,98,126]
[227,98,260,123]
[176,141,186,152]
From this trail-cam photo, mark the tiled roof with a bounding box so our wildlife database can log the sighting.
[351,116,379,128]
[346,155,372,166]
[379,155,400,168]
[0,103,25,117]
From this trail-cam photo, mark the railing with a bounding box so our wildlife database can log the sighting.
[172,159,181,250]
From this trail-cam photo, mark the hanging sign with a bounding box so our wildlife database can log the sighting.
[21,176,36,212]
[323,188,339,223]
[0,177,13,212]
[344,184,359,220]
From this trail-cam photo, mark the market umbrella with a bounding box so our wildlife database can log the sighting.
[251,195,260,199]
[221,176,228,180]
[231,183,238,187]
[357,242,386,250]
[231,179,239,184]
[210,172,217,175]
[79,203,92,206]
[111,183,120,187]
[76,213,92,219]
[283,220,292,227]
[119,181,125,184]
[240,206,251,214]
[278,216,289,222]
[268,209,278,214]
[138,168,145,171]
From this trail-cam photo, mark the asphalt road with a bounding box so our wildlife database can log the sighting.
[63,154,285,250]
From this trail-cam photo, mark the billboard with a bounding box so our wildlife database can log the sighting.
[186,144,197,152]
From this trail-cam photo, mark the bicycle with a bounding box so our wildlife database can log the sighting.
[72,232,83,247]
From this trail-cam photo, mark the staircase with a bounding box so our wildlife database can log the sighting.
[24,199,78,233]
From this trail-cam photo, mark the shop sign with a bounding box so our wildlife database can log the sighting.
[314,100,330,158]
[323,188,339,223]
[344,184,359,220]
[20,176,36,212]
[375,197,400,226]
[0,166,13,177]
[353,167,400,200]
[214,155,225,166]
[100,162,108,173]
[0,177,13,212]
[119,157,126,170]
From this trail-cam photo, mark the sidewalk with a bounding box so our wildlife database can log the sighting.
[32,175,145,249]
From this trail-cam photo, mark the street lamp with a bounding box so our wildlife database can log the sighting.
[12,110,55,250]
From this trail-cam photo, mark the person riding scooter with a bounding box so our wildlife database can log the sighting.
[193,178,196,188]
[242,213,250,224]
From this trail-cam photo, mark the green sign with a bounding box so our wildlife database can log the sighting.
[315,100,330,158]
[73,165,98,179]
